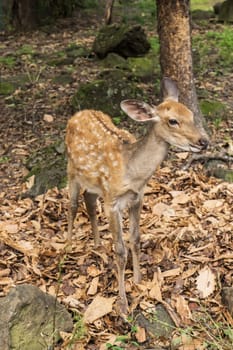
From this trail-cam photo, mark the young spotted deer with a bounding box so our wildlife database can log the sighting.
[65,78,208,313]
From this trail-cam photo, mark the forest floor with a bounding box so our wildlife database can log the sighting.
[0,5,233,350]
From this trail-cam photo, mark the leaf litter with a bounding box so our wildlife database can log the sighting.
[0,13,233,350]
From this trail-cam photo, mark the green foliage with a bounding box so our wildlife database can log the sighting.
[121,0,156,26]
[16,44,36,56]
[200,100,226,119]
[0,156,10,163]
[149,37,160,54]
[193,26,233,73]
[0,55,16,68]
[106,334,140,349]
[112,117,121,125]
[68,312,86,347]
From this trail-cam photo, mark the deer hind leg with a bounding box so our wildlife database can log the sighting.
[84,191,100,247]
[129,194,143,284]
[109,207,128,314]
[67,176,81,243]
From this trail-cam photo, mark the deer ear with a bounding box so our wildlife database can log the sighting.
[120,100,160,122]
[162,77,179,102]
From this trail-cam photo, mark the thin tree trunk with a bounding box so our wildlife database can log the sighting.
[156,0,207,136]
[105,0,115,25]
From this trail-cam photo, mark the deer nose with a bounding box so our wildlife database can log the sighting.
[198,138,209,150]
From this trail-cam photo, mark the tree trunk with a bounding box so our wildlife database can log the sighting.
[105,0,115,25]
[11,0,39,29]
[156,0,207,136]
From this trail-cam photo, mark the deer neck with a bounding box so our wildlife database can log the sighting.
[122,125,169,192]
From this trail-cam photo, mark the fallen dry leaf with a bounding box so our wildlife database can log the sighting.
[84,295,116,323]
[4,223,19,234]
[174,295,192,324]
[43,114,54,122]
[196,266,216,298]
[135,326,146,343]
[173,333,206,350]
[87,276,99,295]
[147,270,163,302]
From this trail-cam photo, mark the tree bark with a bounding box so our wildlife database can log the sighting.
[156,0,207,136]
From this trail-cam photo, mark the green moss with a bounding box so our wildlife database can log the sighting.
[71,70,145,117]
[24,141,67,196]
[128,56,155,79]
[101,53,128,69]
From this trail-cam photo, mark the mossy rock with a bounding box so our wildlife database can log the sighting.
[217,0,233,22]
[136,304,175,338]
[128,56,156,80]
[93,24,150,58]
[101,53,129,69]
[24,141,66,197]
[205,161,233,183]
[71,69,144,117]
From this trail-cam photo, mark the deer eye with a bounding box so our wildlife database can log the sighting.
[168,118,179,126]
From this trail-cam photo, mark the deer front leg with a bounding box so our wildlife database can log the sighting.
[84,191,100,247]
[109,207,128,314]
[129,194,143,284]
[67,175,81,243]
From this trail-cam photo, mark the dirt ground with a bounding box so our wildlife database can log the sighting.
[0,9,233,350]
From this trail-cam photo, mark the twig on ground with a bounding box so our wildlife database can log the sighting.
[183,153,233,170]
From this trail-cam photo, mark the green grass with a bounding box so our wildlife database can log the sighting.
[0,55,16,68]
[192,26,233,74]
[191,0,216,11]
[16,44,36,56]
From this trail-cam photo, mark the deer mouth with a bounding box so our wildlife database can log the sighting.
[189,144,203,153]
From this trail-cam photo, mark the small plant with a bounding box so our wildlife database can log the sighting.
[16,44,36,56]
[0,56,16,68]
[105,317,140,350]
[23,58,45,84]
[0,156,10,163]
[67,312,87,348]
[106,335,140,350]
[113,116,121,125]
[193,26,233,74]
[148,304,233,350]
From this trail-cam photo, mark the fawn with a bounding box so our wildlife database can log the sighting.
[65,77,208,313]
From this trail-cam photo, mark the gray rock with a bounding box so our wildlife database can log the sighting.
[136,304,175,339]
[222,287,233,316]
[0,284,73,350]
